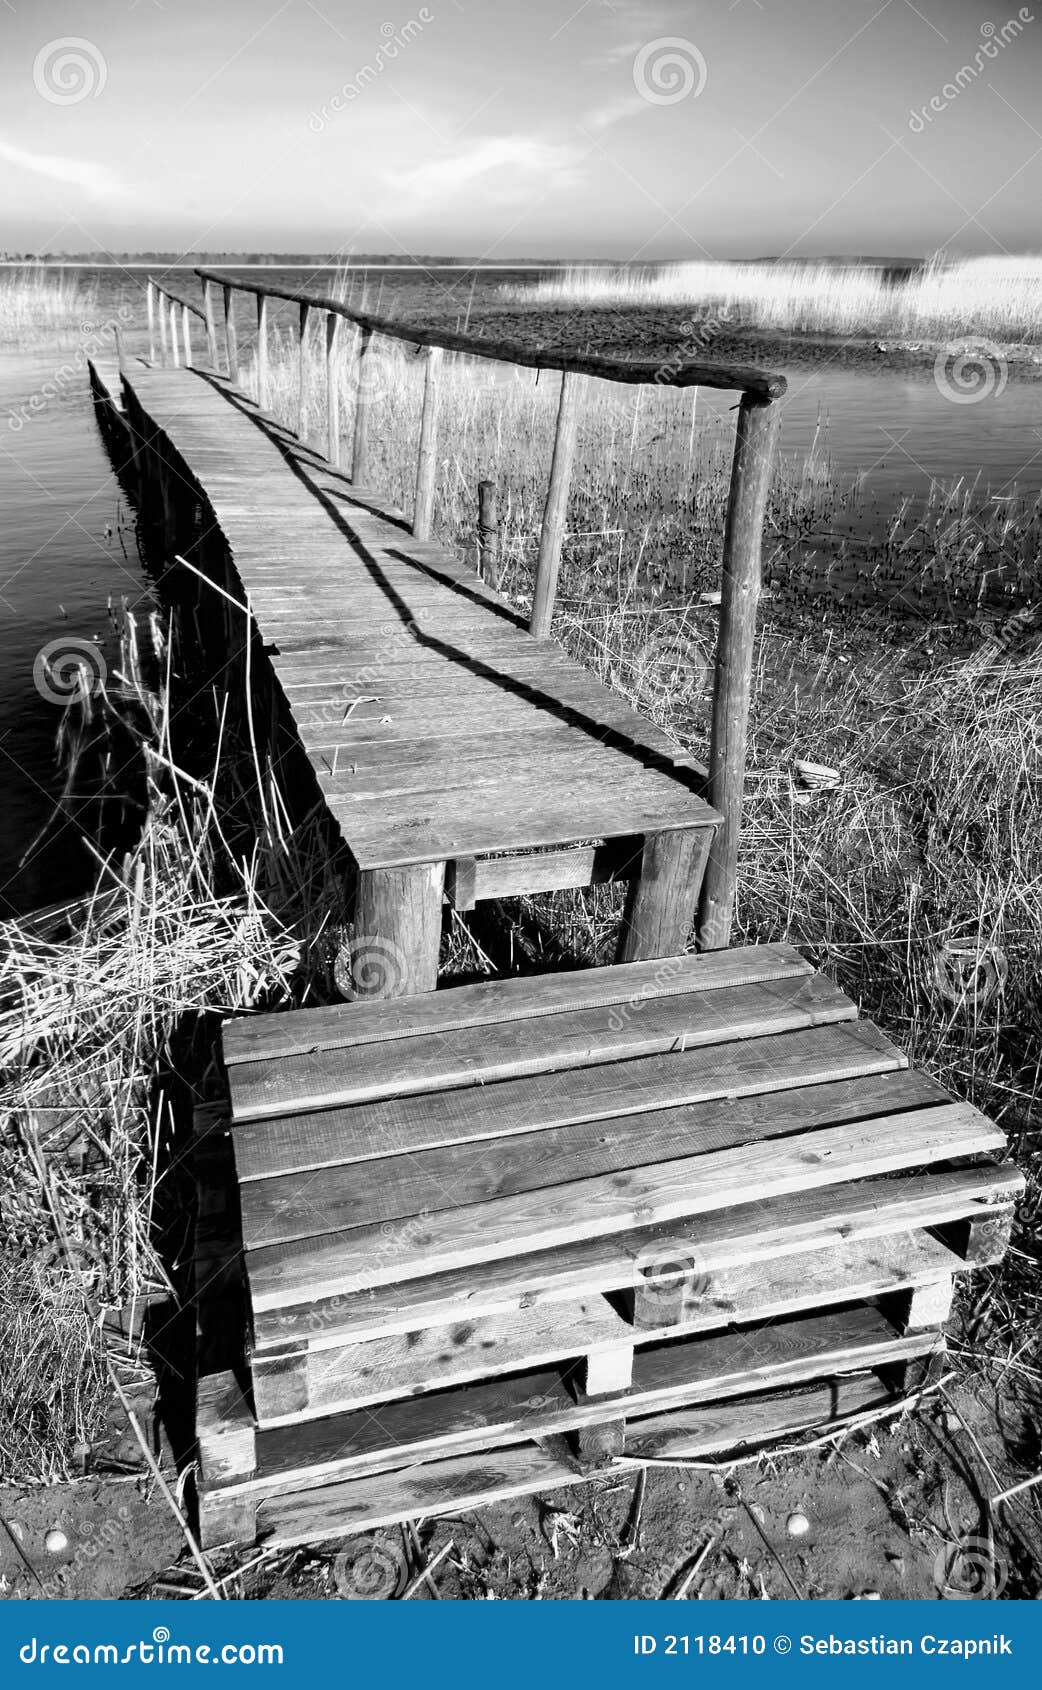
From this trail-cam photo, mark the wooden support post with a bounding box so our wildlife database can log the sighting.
[412,344,442,539]
[181,303,192,367]
[583,1344,634,1397]
[255,293,269,410]
[157,293,169,366]
[477,478,500,585]
[325,310,341,466]
[146,279,156,365]
[203,279,219,370]
[697,393,781,951]
[113,323,125,374]
[344,860,446,999]
[529,371,581,638]
[250,1352,308,1422]
[933,1206,1015,1267]
[198,1490,259,1551]
[223,285,239,384]
[904,1278,955,1333]
[168,299,180,367]
[297,302,311,440]
[617,826,713,964]
[352,326,374,485]
[196,1371,257,1485]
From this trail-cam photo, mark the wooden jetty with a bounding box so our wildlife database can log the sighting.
[88,271,1021,1554]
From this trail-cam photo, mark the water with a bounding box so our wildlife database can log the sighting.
[0,352,149,916]
[2,264,1039,916]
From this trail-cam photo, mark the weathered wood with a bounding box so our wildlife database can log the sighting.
[251,1159,1021,1352]
[168,299,180,368]
[196,1371,256,1484]
[224,941,808,1064]
[181,303,192,367]
[343,859,445,1000]
[203,278,219,370]
[146,279,156,365]
[195,268,788,400]
[296,303,311,440]
[324,310,340,466]
[351,327,374,485]
[904,1277,955,1332]
[228,970,857,1123]
[255,294,269,410]
[412,344,441,540]
[233,1021,918,1186]
[223,285,239,383]
[530,371,581,638]
[477,479,500,585]
[444,840,637,910]
[247,1103,1003,1312]
[698,393,782,950]
[618,826,713,963]
[934,1207,1015,1266]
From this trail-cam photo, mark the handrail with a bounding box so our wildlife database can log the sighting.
[194,266,785,401]
[143,267,789,952]
[146,276,206,370]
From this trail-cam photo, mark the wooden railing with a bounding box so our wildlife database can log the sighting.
[145,278,207,371]
[144,267,786,951]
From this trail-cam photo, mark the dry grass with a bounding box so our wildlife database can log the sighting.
[0,612,309,1480]
[502,255,1042,344]
[0,266,102,349]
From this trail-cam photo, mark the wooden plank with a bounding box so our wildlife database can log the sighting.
[223,942,810,1065]
[232,1020,917,1183]
[246,1102,1003,1310]
[238,1027,912,1248]
[254,1229,961,1427]
[250,1304,920,1490]
[247,1343,920,1545]
[253,1152,1017,1351]
[255,1292,633,1423]
[228,971,856,1122]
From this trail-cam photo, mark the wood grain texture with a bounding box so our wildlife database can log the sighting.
[228,969,856,1123]
[246,1102,1004,1311]
[224,942,809,1066]
[232,1021,921,1185]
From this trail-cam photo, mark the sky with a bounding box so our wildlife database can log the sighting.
[1,0,1041,259]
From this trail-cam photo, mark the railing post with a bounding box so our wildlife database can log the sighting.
[223,285,239,384]
[146,280,156,365]
[255,293,269,409]
[325,310,341,465]
[352,326,373,485]
[696,392,782,952]
[203,279,219,370]
[157,292,169,365]
[529,370,581,639]
[412,344,441,540]
[169,299,180,368]
[181,303,192,367]
[297,302,311,440]
[477,480,500,586]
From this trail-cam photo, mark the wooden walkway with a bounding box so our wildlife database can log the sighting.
[115,363,720,991]
[195,942,1022,1547]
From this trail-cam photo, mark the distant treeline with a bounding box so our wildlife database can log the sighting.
[0,251,544,267]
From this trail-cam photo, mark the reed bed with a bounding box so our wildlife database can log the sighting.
[0,266,102,349]
[502,255,1042,344]
[0,613,309,1480]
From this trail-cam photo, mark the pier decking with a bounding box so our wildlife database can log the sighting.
[118,362,720,991]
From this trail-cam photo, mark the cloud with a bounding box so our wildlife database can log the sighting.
[584,95,648,131]
[388,135,585,205]
[0,137,129,202]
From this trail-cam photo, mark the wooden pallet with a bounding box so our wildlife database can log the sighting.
[194,943,1022,1549]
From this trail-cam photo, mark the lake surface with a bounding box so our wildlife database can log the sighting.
[1,263,1039,915]
[0,352,149,915]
